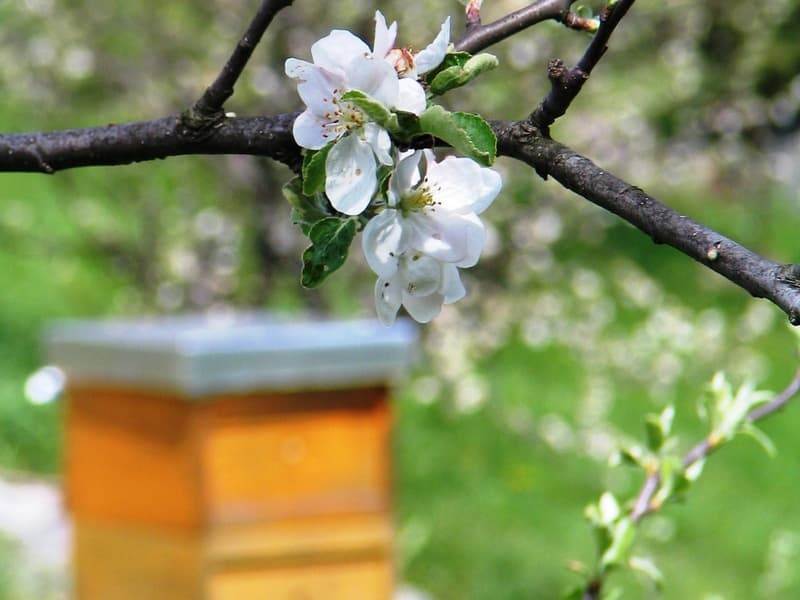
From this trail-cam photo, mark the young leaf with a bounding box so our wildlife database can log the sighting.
[429,53,499,96]
[739,422,777,457]
[302,143,333,196]
[418,105,497,165]
[340,90,399,132]
[282,177,331,235]
[424,51,472,80]
[301,217,357,288]
[644,415,665,453]
[629,556,664,589]
[600,518,636,570]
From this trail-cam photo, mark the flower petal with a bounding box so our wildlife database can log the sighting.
[363,123,393,166]
[414,17,451,75]
[312,30,371,73]
[287,60,344,115]
[374,276,402,326]
[402,291,444,323]
[399,252,442,297]
[362,209,405,279]
[345,53,399,108]
[440,263,466,304]
[293,110,331,150]
[405,211,485,266]
[373,11,397,59]
[325,133,377,215]
[395,78,427,115]
[426,156,501,214]
[389,151,423,205]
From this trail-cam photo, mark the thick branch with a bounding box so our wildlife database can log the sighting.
[455,0,575,54]
[1,115,798,325]
[496,122,800,324]
[191,0,293,120]
[0,114,300,173]
[530,0,636,132]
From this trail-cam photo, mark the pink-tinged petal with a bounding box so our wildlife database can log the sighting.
[312,30,371,73]
[373,11,397,59]
[375,276,402,326]
[389,151,423,204]
[363,123,393,166]
[362,209,406,279]
[414,17,451,75]
[426,156,501,214]
[325,134,377,215]
[402,291,444,323]
[440,263,466,304]
[293,110,331,150]
[288,62,345,116]
[395,78,427,115]
[345,53,399,108]
[399,253,442,297]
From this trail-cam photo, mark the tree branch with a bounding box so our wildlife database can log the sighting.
[496,121,800,325]
[454,0,576,54]
[0,114,301,174]
[631,367,800,523]
[190,0,294,122]
[530,0,636,133]
[1,116,799,325]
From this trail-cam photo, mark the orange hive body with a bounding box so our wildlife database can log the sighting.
[47,315,416,600]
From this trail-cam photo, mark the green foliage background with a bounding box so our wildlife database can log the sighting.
[1,0,800,598]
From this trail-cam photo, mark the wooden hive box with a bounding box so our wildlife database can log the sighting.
[46,314,416,600]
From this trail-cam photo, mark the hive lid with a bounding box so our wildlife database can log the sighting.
[45,313,417,398]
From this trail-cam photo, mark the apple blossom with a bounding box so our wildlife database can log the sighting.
[373,250,466,325]
[375,12,451,115]
[362,150,501,324]
[362,150,501,275]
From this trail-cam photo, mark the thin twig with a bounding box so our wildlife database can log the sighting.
[191,0,294,121]
[580,367,800,599]
[631,367,800,523]
[455,0,576,54]
[530,0,637,133]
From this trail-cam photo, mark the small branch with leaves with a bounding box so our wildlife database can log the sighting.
[568,349,800,600]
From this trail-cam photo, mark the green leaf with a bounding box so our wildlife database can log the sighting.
[282,177,331,235]
[600,517,636,570]
[684,458,705,482]
[340,90,399,132]
[561,586,585,600]
[644,415,665,453]
[429,53,499,96]
[426,51,472,78]
[418,105,497,165]
[302,143,333,196]
[301,217,357,288]
[740,422,777,457]
[629,556,663,589]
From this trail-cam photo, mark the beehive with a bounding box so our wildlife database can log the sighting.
[46,314,416,600]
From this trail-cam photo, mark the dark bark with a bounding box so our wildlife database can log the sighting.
[190,0,294,121]
[1,114,798,325]
[497,121,800,324]
[454,0,575,54]
[530,0,637,132]
[0,113,300,174]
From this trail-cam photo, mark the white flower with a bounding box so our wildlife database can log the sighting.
[373,250,466,325]
[376,12,451,115]
[363,150,501,274]
[285,31,394,216]
[363,150,501,324]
